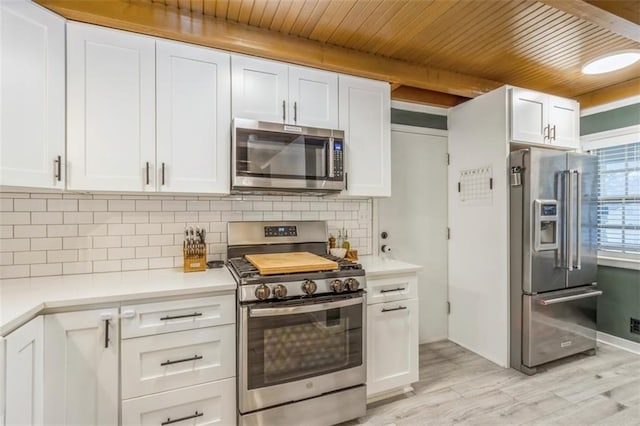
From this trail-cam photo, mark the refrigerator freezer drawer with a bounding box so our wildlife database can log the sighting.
[523,287,600,368]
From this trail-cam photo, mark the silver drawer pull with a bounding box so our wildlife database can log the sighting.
[161,411,203,425]
[380,287,405,293]
[160,355,203,366]
[159,312,203,321]
[538,290,602,306]
[382,306,407,313]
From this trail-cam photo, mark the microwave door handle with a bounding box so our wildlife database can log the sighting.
[575,170,581,270]
[249,297,361,317]
[328,138,335,178]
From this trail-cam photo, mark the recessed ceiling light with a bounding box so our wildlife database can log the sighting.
[582,50,640,74]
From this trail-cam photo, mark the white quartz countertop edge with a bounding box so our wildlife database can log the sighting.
[358,255,423,277]
[0,267,236,336]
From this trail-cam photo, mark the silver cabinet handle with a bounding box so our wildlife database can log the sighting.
[160,355,203,366]
[250,296,362,317]
[380,287,406,293]
[551,124,557,141]
[293,101,297,123]
[543,125,549,141]
[382,306,407,313]
[54,155,62,181]
[282,100,286,122]
[161,162,166,186]
[538,290,602,305]
[160,312,202,321]
[161,411,203,426]
[145,162,150,185]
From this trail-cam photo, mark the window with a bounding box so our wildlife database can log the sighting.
[590,143,639,257]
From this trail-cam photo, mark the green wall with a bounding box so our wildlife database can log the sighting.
[581,103,640,135]
[391,108,447,129]
[597,266,640,343]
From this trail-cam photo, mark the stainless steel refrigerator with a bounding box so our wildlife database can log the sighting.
[510,147,602,375]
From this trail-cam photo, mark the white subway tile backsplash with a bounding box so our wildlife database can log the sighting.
[1,192,372,278]
[14,199,46,212]
[31,263,62,277]
[1,212,31,225]
[31,237,62,251]
[32,212,62,225]
[47,199,78,211]
[14,225,47,238]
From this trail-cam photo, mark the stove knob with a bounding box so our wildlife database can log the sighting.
[331,279,344,293]
[274,284,288,299]
[255,284,271,300]
[301,279,317,295]
[344,278,360,291]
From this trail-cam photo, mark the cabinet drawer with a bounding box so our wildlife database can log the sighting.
[366,274,417,305]
[121,295,235,338]
[122,324,235,399]
[122,377,235,426]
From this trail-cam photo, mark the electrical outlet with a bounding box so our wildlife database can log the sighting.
[630,318,640,335]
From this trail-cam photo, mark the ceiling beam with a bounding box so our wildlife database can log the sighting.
[35,0,502,99]
[576,77,640,109]
[540,0,640,43]
[391,86,468,108]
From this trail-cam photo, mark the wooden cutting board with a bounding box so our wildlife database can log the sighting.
[245,252,338,275]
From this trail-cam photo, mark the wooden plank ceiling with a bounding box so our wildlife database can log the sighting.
[36,0,640,108]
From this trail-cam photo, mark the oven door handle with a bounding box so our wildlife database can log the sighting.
[249,297,362,317]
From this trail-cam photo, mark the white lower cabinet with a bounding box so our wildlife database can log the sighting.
[4,316,44,425]
[43,308,119,425]
[121,378,235,426]
[366,273,419,398]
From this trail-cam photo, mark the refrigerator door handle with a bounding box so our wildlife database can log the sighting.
[574,170,581,270]
[565,170,574,271]
[537,289,602,305]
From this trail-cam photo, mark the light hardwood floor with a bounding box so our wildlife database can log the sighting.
[348,341,640,425]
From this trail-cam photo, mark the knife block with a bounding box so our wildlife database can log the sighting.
[183,246,207,272]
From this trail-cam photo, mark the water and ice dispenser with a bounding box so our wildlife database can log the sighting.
[533,200,559,251]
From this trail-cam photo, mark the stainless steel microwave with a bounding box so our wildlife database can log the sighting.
[232,118,345,193]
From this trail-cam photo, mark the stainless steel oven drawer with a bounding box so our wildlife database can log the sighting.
[523,286,600,367]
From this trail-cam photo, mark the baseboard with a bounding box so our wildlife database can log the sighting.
[597,331,640,355]
[366,385,414,404]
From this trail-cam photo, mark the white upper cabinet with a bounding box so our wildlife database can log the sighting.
[67,22,156,192]
[0,0,65,189]
[156,40,230,194]
[510,87,579,149]
[232,55,339,128]
[339,75,391,197]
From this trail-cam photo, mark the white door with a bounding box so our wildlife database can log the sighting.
[377,129,449,343]
[339,75,391,197]
[156,40,231,194]
[231,55,288,123]
[288,66,338,128]
[5,316,44,425]
[0,0,65,189]
[548,95,579,149]
[44,308,119,425]
[367,299,418,396]
[66,22,155,191]
[510,87,547,144]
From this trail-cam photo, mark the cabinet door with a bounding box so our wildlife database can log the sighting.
[548,96,579,149]
[156,40,231,194]
[289,66,338,128]
[231,55,288,123]
[5,316,44,425]
[0,0,65,189]
[44,308,118,425]
[367,298,418,396]
[339,75,391,197]
[67,22,155,191]
[510,88,547,144]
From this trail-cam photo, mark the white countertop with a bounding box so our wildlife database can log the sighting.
[358,255,422,277]
[0,267,236,336]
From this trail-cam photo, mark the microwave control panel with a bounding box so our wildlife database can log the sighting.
[333,139,344,179]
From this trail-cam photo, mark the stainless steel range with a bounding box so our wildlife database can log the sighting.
[227,221,367,426]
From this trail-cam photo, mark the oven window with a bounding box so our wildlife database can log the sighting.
[236,129,328,179]
[246,301,363,390]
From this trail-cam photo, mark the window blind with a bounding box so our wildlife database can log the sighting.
[590,142,640,255]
